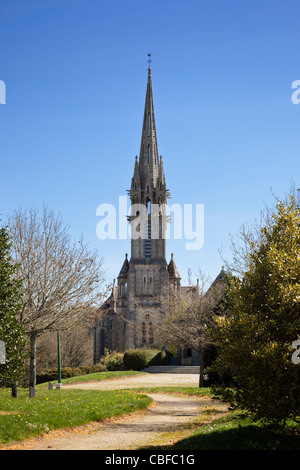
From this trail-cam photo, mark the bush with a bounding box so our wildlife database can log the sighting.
[147,349,173,366]
[123,350,147,370]
[99,349,125,371]
[104,352,125,371]
[123,348,172,371]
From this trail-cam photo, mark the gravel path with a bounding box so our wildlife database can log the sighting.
[3,373,229,451]
[63,372,201,390]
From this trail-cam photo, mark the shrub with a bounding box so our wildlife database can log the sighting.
[99,349,125,371]
[147,349,173,366]
[105,352,125,371]
[123,348,172,370]
[123,349,148,370]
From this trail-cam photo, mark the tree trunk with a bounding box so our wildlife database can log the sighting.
[11,381,18,398]
[198,347,204,388]
[29,331,37,398]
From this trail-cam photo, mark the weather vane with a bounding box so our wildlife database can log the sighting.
[147,53,152,69]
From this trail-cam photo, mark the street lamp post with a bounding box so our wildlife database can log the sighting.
[56,329,62,389]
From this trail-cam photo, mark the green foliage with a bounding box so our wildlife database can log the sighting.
[147,349,173,366]
[123,348,172,370]
[211,197,300,423]
[123,349,151,370]
[0,225,27,387]
[100,350,125,371]
[99,349,125,371]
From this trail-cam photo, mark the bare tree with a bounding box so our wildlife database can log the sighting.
[162,276,224,387]
[36,325,94,371]
[8,205,106,396]
[132,271,225,387]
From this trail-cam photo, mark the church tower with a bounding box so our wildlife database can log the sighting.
[94,63,181,359]
[116,64,181,351]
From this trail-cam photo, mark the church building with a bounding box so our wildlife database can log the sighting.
[93,64,223,365]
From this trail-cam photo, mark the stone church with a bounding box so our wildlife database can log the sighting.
[93,65,224,365]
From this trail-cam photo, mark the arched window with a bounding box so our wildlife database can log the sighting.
[149,323,153,344]
[142,323,146,344]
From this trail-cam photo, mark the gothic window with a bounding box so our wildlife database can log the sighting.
[148,113,151,132]
[124,282,127,297]
[149,323,153,344]
[148,144,150,163]
[142,323,146,344]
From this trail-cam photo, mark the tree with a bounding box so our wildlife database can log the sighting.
[211,197,300,423]
[36,325,94,371]
[8,206,106,396]
[0,224,27,396]
[154,272,225,387]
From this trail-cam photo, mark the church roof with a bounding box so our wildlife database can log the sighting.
[168,253,181,279]
[205,267,227,296]
[118,253,129,278]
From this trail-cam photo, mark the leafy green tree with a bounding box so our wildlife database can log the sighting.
[211,197,300,423]
[0,224,27,396]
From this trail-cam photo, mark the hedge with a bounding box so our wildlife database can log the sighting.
[36,364,106,384]
[123,348,172,371]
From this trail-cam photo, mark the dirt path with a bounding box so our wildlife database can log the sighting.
[3,374,229,451]
[62,372,201,390]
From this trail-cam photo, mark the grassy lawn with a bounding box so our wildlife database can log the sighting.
[0,387,152,447]
[37,370,144,387]
[148,410,300,451]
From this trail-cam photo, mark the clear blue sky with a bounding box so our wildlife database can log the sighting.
[1,0,300,286]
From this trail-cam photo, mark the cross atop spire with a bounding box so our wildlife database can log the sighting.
[147,53,152,70]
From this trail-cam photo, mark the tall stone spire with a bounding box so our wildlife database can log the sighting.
[138,66,159,190]
[130,66,169,207]
[128,64,170,263]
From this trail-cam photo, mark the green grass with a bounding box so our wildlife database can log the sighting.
[37,370,144,387]
[162,411,300,450]
[0,387,152,447]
